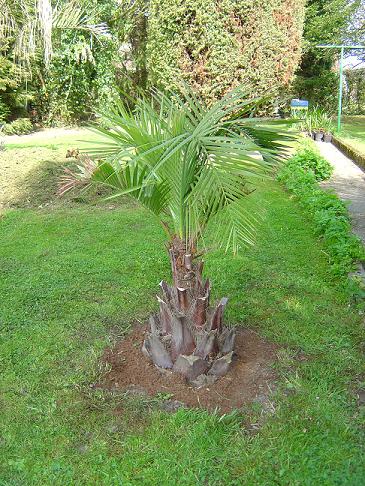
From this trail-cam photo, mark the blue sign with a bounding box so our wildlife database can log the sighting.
[290,99,309,108]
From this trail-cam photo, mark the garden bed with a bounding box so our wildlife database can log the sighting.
[97,325,279,413]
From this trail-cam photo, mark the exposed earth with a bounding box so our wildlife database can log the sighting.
[97,325,280,413]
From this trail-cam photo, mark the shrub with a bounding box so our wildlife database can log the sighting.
[0,99,10,123]
[147,0,306,104]
[278,143,365,293]
[2,118,34,135]
[279,145,333,182]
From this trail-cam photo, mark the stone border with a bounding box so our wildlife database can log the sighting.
[332,137,365,172]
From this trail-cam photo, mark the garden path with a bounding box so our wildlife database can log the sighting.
[316,141,365,245]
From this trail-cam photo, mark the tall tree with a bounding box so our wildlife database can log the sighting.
[294,0,361,110]
[348,0,365,56]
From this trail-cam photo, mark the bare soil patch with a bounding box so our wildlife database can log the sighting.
[97,325,280,413]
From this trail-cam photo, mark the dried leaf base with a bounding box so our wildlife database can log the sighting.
[142,240,236,387]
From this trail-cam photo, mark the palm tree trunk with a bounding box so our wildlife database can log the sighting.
[142,237,236,387]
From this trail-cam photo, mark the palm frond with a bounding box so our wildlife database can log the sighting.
[58,155,97,196]
[53,1,109,38]
[2,0,110,68]
[61,87,296,252]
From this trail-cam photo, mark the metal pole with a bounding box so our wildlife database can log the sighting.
[316,44,365,133]
[337,46,344,132]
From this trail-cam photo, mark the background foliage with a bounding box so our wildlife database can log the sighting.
[3,0,363,126]
[344,68,365,115]
[147,0,305,106]
[294,0,362,112]
[0,0,147,126]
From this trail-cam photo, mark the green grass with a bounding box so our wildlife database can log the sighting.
[2,128,105,150]
[0,130,113,208]
[338,116,365,156]
[0,135,364,485]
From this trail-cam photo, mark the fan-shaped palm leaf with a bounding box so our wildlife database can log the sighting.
[66,87,293,252]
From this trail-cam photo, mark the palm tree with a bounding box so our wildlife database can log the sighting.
[0,0,109,67]
[60,88,294,386]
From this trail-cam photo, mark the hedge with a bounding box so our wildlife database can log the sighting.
[147,0,305,104]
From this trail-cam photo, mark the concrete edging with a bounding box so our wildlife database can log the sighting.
[332,137,365,172]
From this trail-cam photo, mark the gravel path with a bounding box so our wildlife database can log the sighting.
[316,141,365,244]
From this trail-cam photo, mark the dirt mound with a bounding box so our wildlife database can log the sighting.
[97,325,279,413]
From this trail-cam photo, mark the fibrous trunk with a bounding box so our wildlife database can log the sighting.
[142,237,235,387]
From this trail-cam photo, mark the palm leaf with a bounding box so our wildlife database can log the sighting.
[1,0,110,68]
[61,87,296,252]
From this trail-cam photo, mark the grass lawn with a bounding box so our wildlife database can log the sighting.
[0,132,364,485]
[338,116,365,157]
[0,129,107,209]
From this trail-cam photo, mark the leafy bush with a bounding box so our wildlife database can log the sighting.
[147,0,306,104]
[0,99,10,123]
[0,57,23,122]
[280,145,333,182]
[278,143,365,291]
[2,118,34,135]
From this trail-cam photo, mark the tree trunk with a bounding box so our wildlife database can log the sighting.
[142,237,236,387]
